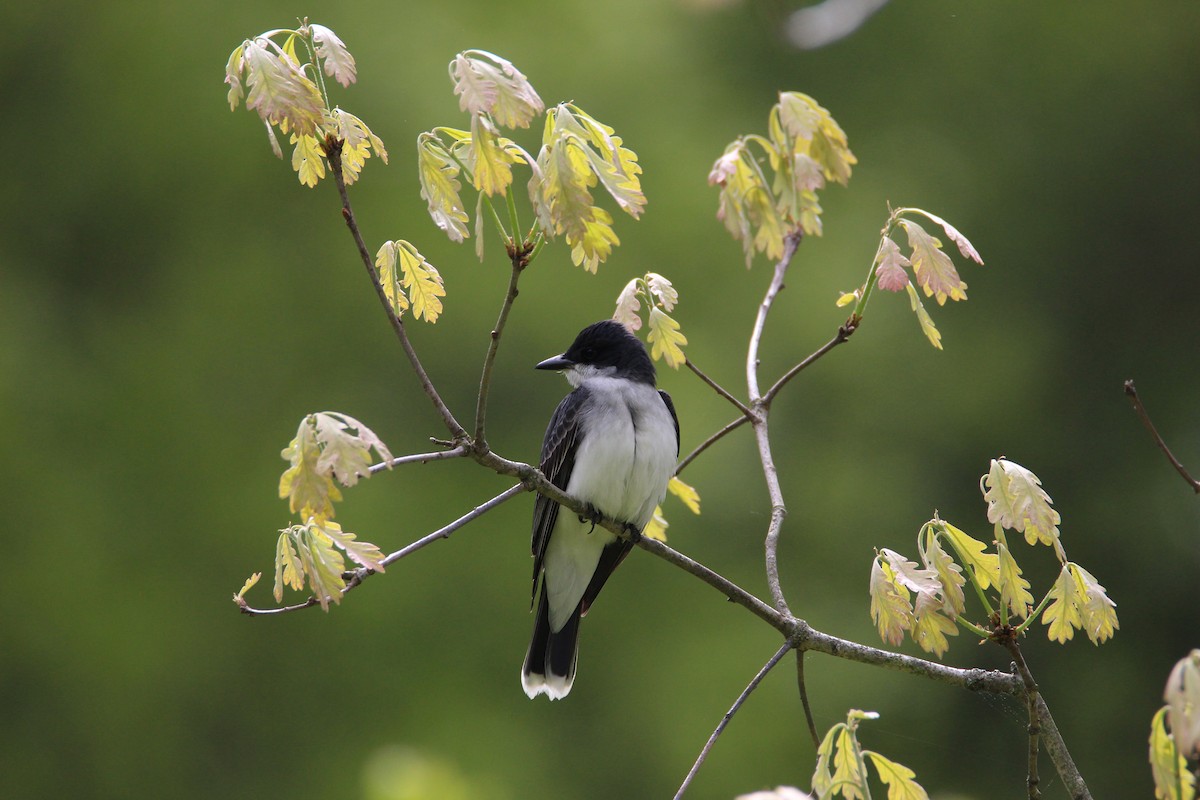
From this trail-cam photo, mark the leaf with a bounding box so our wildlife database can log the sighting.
[396,240,446,323]
[880,548,941,612]
[297,523,348,610]
[869,557,914,647]
[467,114,522,197]
[1166,650,1200,761]
[709,142,785,267]
[831,726,866,800]
[240,38,325,137]
[777,92,856,186]
[1042,564,1084,644]
[613,278,642,331]
[875,237,911,292]
[312,411,393,487]
[279,416,342,521]
[555,104,645,219]
[375,241,410,317]
[333,109,385,185]
[908,208,983,265]
[1150,706,1197,800]
[904,283,942,350]
[234,572,261,603]
[1073,563,1118,644]
[997,538,1033,619]
[647,306,687,369]
[836,291,859,308]
[898,219,967,306]
[417,134,470,243]
[309,24,356,88]
[275,528,305,601]
[225,44,246,110]
[812,723,839,799]
[645,273,678,312]
[668,476,701,515]
[981,458,1064,559]
[317,519,386,573]
[290,133,327,188]
[912,607,957,658]
[450,50,544,129]
[643,506,668,542]
[865,751,929,800]
[920,528,965,617]
[937,520,999,590]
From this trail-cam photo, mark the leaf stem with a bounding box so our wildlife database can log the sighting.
[1124,379,1200,493]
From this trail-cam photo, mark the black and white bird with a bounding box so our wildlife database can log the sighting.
[521,320,680,700]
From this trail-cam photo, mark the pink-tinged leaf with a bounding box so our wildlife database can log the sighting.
[869,556,914,646]
[241,38,325,137]
[613,279,642,331]
[875,237,911,292]
[912,208,983,265]
[450,50,544,129]
[899,219,967,305]
[310,24,356,88]
[645,272,678,311]
[1166,650,1200,760]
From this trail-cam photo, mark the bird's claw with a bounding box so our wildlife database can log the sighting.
[578,503,603,533]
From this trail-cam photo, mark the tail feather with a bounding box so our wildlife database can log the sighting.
[521,590,581,700]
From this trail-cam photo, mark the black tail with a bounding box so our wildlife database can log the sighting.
[521,589,581,700]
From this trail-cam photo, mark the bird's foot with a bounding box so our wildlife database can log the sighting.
[578,503,603,533]
[622,522,642,543]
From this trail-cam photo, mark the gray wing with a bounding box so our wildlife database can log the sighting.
[530,387,589,601]
[659,390,680,457]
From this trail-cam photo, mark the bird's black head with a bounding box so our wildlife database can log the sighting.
[536,320,657,386]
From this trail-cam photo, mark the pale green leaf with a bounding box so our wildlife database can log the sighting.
[997,538,1033,619]
[1150,706,1197,800]
[937,520,999,590]
[275,528,305,601]
[290,133,327,188]
[981,458,1064,559]
[554,104,645,219]
[643,506,668,542]
[298,523,347,610]
[645,272,678,311]
[911,607,957,658]
[466,114,522,196]
[920,528,965,617]
[279,416,342,520]
[225,44,246,110]
[869,557,914,647]
[899,219,967,306]
[317,519,386,573]
[865,751,929,800]
[812,724,839,799]
[613,278,642,331]
[375,241,410,317]
[241,37,325,137]
[333,109,385,185]
[831,727,866,800]
[1073,563,1118,644]
[568,206,619,273]
[235,572,261,602]
[312,411,392,487]
[417,134,470,243]
[1042,564,1083,644]
[709,142,785,267]
[904,282,942,350]
[647,306,687,368]
[907,208,983,265]
[450,50,544,129]
[396,240,446,323]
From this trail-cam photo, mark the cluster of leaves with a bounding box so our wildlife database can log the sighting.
[838,206,984,350]
[418,51,645,271]
[708,92,856,267]
[255,412,393,609]
[613,272,688,368]
[1150,650,1200,800]
[375,240,447,323]
[870,458,1118,658]
[225,21,386,187]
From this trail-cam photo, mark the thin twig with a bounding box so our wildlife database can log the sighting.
[1124,379,1200,493]
[238,485,525,616]
[685,359,755,420]
[1004,639,1042,799]
[674,641,794,800]
[326,137,468,441]
[675,415,750,476]
[763,317,859,404]
[796,650,820,748]
[1034,694,1092,800]
[368,446,469,474]
[746,232,803,402]
[474,256,527,448]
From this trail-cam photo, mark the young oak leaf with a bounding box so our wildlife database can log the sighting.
[880,548,941,608]
[1042,564,1084,644]
[937,521,999,590]
[908,208,983,265]
[239,37,325,138]
[643,506,669,542]
[417,134,470,243]
[668,476,701,515]
[875,237,911,292]
[279,417,342,520]
[290,133,327,187]
[309,24,356,88]
[812,723,838,799]
[1150,707,1197,800]
[981,458,1064,559]
[450,50,544,129]
[831,726,868,800]
[375,241,411,317]
[317,519,386,573]
[997,540,1033,619]
[467,114,523,196]
[333,109,386,186]
[869,557,914,646]
[275,528,305,600]
[912,607,958,658]
[709,142,786,267]
[1166,650,1200,760]
[1074,563,1118,644]
[864,751,930,800]
[920,529,965,617]
[312,411,393,488]
[552,104,645,220]
[905,283,942,350]
[297,522,348,610]
[397,241,446,323]
[568,206,620,273]
[234,572,262,604]
[645,272,678,311]
[613,278,642,331]
[899,219,967,306]
[647,306,687,369]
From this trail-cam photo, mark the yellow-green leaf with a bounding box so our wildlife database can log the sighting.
[334,109,385,185]
[312,411,393,487]
[643,506,668,542]
[316,518,386,573]
[1073,562,1118,644]
[865,751,929,800]
[375,241,410,317]
[279,416,342,520]
[905,282,942,350]
[899,219,967,306]
[869,557,914,647]
[911,607,957,658]
[568,206,619,274]
[467,114,522,196]
[668,476,701,515]
[417,134,470,243]
[225,44,246,110]
[1042,564,1084,644]
[234,572,261,603]
[647,306,687,368]
[274,528,305,601]
[240,37,325,137]
[1166,650,1200,761]
[920,527,965,617]
[290,133,327,188]
[831,726,866,800]
[981,458,1064,560]
[450,50,544,129]
[1150,706,1196,800]
[297,523,347,611]
[937,520,999,590]
[997,536,1033,619]
[613,278,642,331]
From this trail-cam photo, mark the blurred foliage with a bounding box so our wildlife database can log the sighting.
[1,1,1198,798]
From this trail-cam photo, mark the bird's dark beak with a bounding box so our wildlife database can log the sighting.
[535,354,574,371]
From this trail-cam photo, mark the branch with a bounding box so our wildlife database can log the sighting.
[746,232,803,402]
[763,316,859,404]
[368,446,469,474]
[1034,694,1092,800]
[474,251,529,447]
[1124,379,1200,493]
[674,641,794,800]
[675,415,750,476]
[237,484,525,616]
[685,358,755,420]
[326,137,468,441]
[1004,639,1042,800]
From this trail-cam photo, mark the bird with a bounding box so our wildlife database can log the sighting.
[521,320,680,700]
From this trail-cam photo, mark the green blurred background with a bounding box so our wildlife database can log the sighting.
[3,0,1197,797]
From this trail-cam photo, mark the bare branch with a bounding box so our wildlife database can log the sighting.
[1004,639,1043,799]
[746,232,803,402]
[474,253,529,447]
[763,317,859,405]
[674,641,794,800]
[326,137,468,441]
[675,415,749,476]
[1034,693,1093,800]
[1124,379,1200,493]
[685,358,756,420]
[796,650,820,748]
[368,446,469,474]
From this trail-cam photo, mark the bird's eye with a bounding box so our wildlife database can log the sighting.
[582,346,596,360]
